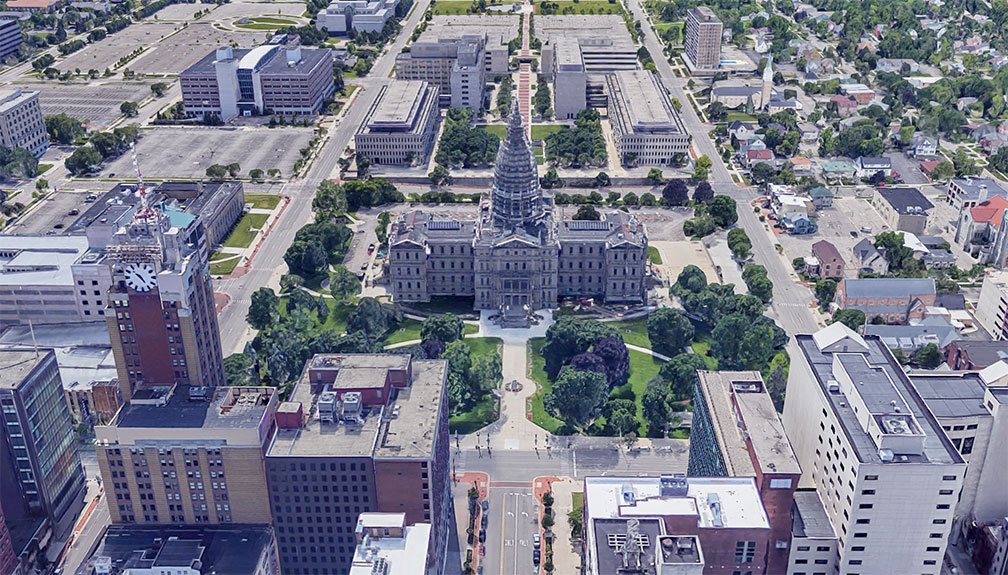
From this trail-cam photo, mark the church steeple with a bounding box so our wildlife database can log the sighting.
[761,55,773,111]
[490,100,544,229]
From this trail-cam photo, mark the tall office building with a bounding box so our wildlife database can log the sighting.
[0,350,86,541]
[0,89,48,157]
[266,354,450,575]
[784,324,967,575]
[689,370,802,575]
[104,190,225,402]
[0,19,24,62]
[394,35,486,110]
[683,7,722,73]
[95,385,278,526]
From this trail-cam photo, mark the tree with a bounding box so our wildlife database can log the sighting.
[150,82,169,97]
[711,313,751,368]
[346,297,393,340]
[90,131,118,159]
[693,155,712,181]
[64,146,102,175]
[693,181,714,203]
[421,314,465,345]
[623,192,638,205]
[570,352,607,377]
[224,353,258,386]
[573,205,600,220]
[707,101,727,122]
[227,162,241,177]
[742,264,773,303]
[738,324,774,370]
[708,195,738,227]
[661,179,689,206]
[727,227,751,260]
[542,317,618,379]
[45,113,85,145]
[470,350,502,394]
[675,265,707,293]
[542,168,562,189]
[312,180,346,219]
[428,164,451,185]
[206,164,228,180]
[249,168,264,182]
[814,279,836,309]
[766,363,787,410]
[930,160,954,181]
[594,172,610,187]
[642,381,671,436]
[646,308,694,357]
[328,265,360,300]
[915,343,943,369]
[1,148,39,179]
[831,309,866,331]
[639,192,657,206]
[592,337,629,387]
[120,101,139,117]
[658,353,708,400]
[751,161,776,184]
[247,287,279,330]
[646,168,664,185]
[550,367,609,429]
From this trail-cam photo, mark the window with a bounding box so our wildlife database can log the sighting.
[939,490,954,495]
[734,541,756,563]
[932,519,947,525]
[864,475,878,481]
[942,475,957,481]
[849,560,863,566]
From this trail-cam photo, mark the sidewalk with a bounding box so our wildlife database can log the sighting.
[452,472,489,575]
[535,476,581,575]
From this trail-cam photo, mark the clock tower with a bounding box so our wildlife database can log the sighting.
[104,199,225,401]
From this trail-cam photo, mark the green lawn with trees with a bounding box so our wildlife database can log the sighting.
[245,193,282,210]
[222,213,269,249]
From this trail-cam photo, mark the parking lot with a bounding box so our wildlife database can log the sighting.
[99,126,313,179]
[129,23,267,75]
[149,2,213,20]
[207,1,308,20]
[3,189,107,235]
[16,81,153,127]
[54,22,178,73]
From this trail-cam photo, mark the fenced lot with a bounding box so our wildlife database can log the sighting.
[99,126,313,179]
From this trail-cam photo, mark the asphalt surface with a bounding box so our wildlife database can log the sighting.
[214,0,434,354]
[484,489,538,575]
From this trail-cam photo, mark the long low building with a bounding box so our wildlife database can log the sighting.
[355,80,440,166]
[316,0,399,34]
[606,70,690,166]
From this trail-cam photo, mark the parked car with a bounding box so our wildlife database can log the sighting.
[533,549,541,564]
[533,534,540,549]
[860,226,873,233]
[367,243,375,254]
[849,230,858,237]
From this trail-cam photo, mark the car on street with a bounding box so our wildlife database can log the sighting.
[360,262,368,271]
[367,243,375,254]
[68,209,79,216]
[850,230,858,237]
[479,529,486,543]
[533,549,541,565]
[533,534,540,549]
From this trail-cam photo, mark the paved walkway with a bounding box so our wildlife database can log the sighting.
[542,477,580,575]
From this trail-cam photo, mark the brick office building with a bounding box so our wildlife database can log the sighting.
[266,354,450,575]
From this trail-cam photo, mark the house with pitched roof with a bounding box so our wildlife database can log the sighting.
[812,240,844,278]
[954,194,1008,267]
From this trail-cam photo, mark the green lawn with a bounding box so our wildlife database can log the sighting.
[647,246,662,265]
[450,336,504,433]
[530,124,565,141]
[244,193,282,210]
[605,318,650,349]
[209,255,240,275]
[724,111,757,124]
[222,212,269,249]
[690,336,718,369]
[37,163,53,174]
[528,338,666,436]
[384,319,478,346]
[538,1,624,14]
[432,1,476,14]
[478,124,507,139]
[234,16,298,30]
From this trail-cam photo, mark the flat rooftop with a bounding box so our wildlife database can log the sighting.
[792,490,836,539]
[607,70,687,134]
[112,385,274,431]
[909,372,990,418]
[536,15,636,49]
[0,349,51,390]
[795,330,962,465]
[0,89,37,113]
[268,356,446,459]
[0,235,92,286]
[349,522,431,575]
[591,517,664,574]
[76,525,275,575]
[422,15,519,47]
[363,81,435,132]
[696,370,800,476]
[585,476,770,530]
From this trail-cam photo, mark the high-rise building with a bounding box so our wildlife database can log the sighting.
[388,103,648,318]
[266,354,450,575]
[355,81,440,166]
[683,7,722,73]
[784,323,966,575]
[103,191,225,402]
[0,19,24,63]
[394,35,486,111]
[0,89,48,157]
[0,350,86,541]
[688,370,802,574]
[316,0,400,34]
[605,70,691,166]
[0,499,16,575]
[95,385,277,526]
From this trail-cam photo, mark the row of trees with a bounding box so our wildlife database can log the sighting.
[283,219,353,278]
[544,109,607,168]
[683,195,737,239]
[417,314,501,416]
[64,124,139,175]
[435,107,500,168]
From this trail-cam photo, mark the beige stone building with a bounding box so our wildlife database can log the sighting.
[0,89,48,156]
[355,81,440,165]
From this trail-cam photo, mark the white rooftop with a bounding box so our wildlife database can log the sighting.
[979,360,1008,387]
[0,235,93,286]
[812,322,867,353]
[584,476,770,530]
[349,522,430,575]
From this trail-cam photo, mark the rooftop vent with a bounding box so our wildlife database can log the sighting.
[659,474,688,498]
[878,448,894,462]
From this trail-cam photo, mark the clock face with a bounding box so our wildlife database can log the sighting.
[124,262,157,292]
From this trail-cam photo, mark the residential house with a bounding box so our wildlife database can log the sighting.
[872,186,934,235]
[864,315,961,353]
[954,194,1008,267]
[821,159,856,181]
[835,277,936,323]
[773,194,810,221]
[798,122,820,143]
[958,97,980,112]
[829,94,858,115]
[908,133,937,158]
[946,177,1008,211]
[876,58,920,73]
[789,156,813,175]
[745,148,774,168]
[850,237,891,272]
[946,340,1008,370]
[922,249,956,269]
[839,83,876,104]
[808,185,833,209]
[812,240,844,278]
[781,215,817,234]
[856,156,893,178]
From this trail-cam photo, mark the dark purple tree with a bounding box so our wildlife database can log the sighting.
[693,180,714,203]
[420,338,445,359]
[569,352,607,378]
[592,336,629,387]
[661,178,689,206]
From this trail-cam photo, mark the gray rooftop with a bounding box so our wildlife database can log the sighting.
[268,355,446,459]
[795,332,962,465]
[951,177,1008,202]
[607,70,687,135]
[391,211,478,246]
[842,277,935,299]
[791,490,836,539]
[0,235,93,286]
[422,15,519,48]
[877,187,934,214]
[863,316,961,349]
[909,372,989,418]
[182,46,329,77]
[696,370,801,477]
[113,385,274,430]
[0,349,52,390]
[362,81,436,132]
[691,6,720,22]
[592,518,664,575]
[556,211,647,246]
[948,340,1008,367]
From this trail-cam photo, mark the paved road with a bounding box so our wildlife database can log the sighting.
[214,0,433,354]
[485,489,537,575]
[624,0,819,336]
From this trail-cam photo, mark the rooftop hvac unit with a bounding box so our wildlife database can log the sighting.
[828,380,841,394]
[879,448,895,462]
[342,392,362,423]
[371,557,389,575]
[659,474,688,498]
[318,392,338,423]
[94,556,112,575]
